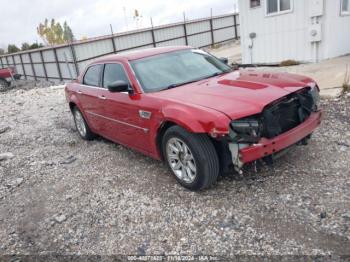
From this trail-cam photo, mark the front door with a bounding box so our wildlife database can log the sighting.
[99,63,151,153]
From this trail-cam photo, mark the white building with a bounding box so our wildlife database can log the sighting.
[238,0,350,64]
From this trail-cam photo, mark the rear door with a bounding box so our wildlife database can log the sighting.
[77,64,105,132]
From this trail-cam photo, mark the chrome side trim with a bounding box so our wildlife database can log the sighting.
[86,111,149,133]
[80,84,129,94]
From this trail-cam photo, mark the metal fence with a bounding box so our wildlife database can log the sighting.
[0,12,240,83]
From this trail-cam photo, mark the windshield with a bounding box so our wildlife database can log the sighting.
[130,49,231,93]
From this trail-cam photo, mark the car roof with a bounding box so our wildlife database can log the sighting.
[93,46,192,63]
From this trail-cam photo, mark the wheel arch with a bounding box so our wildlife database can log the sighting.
[155,120,177,160]
[154,105,226,160]
[67,97,94,133]
[69,101,77,111]
[67,96,86,119]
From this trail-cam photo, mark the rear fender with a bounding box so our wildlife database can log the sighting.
[66,93,94,129]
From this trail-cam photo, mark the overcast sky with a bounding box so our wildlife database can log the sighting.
[0,0,239,48]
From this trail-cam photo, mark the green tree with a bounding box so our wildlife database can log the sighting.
[7,44,20,53]
[29,43,44,49]
[63,21,75,42]
[0,48,5,55]
[37,19,75,45]
[21,42,31,51]
[21,42,44,51]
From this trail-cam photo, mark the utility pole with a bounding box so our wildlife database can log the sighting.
[123,6,128,30]
[183,12,188,45]
[233,1,238,13]
[110,24,117,53]
[150,17,156,47]
[110,24,114,35]
[210,8,215,46]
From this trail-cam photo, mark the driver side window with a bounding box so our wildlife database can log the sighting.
[103,63,129,89]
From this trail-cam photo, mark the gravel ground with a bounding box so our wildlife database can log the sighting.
[0,85,349,259]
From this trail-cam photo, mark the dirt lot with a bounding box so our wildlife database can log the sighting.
[0,85,349,259]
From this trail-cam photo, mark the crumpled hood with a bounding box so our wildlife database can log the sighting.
[151,69,314,120]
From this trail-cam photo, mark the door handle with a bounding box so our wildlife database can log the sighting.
[98,95,107,100]
[77,90,83,94]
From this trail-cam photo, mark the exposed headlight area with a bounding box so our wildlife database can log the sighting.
[229,87,319,142]
[229,118,261,143]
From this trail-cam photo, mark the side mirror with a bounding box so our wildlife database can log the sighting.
[219,57,229,65]
[107,80,130,93]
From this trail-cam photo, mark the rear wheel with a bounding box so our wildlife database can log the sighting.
[72,107,96,140]
[162,126,219,191]
[0,79,9,92]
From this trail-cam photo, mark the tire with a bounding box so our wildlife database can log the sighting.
[162,126,219,191]
[0,79,9,92]
[72,107,96,140]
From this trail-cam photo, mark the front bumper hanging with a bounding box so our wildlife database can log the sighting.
[229,110,322,167]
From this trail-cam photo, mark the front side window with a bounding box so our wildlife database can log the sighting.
[130,49,231,93]
[103,63,129,88]
[341,0,350,14]
[267,0,292,15]
[83,65,103,86]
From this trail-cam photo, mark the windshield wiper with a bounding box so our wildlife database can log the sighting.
[198,69,232,81]
[163,70,232,90]
[164,79,199,90]
[209,69,232,77]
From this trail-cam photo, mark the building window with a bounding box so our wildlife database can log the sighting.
[250,0,261,8]
[341,0,350,14]
[266,0,292,15]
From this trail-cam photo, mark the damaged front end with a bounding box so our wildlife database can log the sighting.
[224,86,321,173]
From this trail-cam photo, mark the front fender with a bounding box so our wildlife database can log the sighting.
[160,103,231,134]
[148,103,231,160]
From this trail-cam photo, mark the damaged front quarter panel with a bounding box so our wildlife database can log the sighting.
[225,86,320,173]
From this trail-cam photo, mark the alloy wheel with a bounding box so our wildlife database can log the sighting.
[74,110,87,137]
[166,137,197,183]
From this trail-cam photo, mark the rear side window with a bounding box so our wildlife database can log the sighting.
[83,65,103,86]
[103,63,129,88]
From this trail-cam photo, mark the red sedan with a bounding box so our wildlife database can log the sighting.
[0,67,21,90]
[65,46,322,190]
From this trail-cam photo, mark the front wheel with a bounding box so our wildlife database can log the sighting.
[162,126,219,191]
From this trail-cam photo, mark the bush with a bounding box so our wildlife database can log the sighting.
[280,60,300,66]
